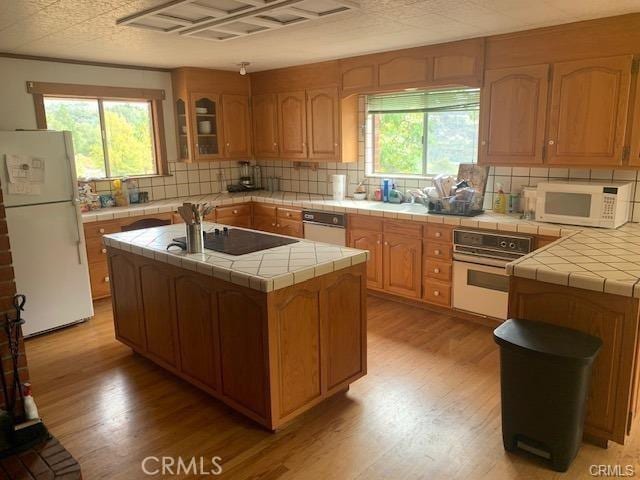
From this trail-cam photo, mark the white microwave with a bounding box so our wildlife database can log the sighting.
[535,181,632,228]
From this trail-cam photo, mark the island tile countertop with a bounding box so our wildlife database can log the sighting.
[87,190,640,298]
[102,222,368,292]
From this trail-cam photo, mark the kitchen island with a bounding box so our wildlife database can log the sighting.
[103,223,368,430]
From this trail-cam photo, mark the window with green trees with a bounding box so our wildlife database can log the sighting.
[367,88,479,177]
[44,97,157,179]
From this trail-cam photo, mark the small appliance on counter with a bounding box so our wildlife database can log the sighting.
[535,180,632,228]
[227,161,260,192]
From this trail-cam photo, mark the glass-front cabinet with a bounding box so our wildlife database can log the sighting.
[190,93,223,161]
[175,98,190,161]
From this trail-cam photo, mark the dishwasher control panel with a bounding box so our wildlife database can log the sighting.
[302,210,346,227]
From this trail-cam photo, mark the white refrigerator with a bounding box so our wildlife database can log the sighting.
[0,131,93,336]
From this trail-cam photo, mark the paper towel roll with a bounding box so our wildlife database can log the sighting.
[332,174,346,201]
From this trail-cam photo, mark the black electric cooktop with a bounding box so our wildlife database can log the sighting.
[173,227,299,256]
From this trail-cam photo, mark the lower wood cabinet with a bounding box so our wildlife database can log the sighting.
[349,228,383,290]
[215,203,252,228]
[107,250,366,430]
[383,233,422,299]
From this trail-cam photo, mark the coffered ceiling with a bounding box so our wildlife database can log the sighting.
[0,0,639,71]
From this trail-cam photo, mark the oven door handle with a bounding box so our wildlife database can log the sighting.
[453,252,510,268]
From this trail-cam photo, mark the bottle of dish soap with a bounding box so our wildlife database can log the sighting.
[494,183,507,214]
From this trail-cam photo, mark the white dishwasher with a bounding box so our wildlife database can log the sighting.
[302,210,346,246]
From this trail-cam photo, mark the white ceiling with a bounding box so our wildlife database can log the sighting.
[0,0,639,72]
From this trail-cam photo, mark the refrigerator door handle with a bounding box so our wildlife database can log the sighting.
[63,132,84,265]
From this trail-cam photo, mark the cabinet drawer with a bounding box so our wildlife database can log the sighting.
[423,240,452,261]
[349,215,383,232]
[84,221,121,239]
[424,224,453,242]
[277,207,302,221]
[89,261,111,299]
[423,279,451,307]
[86,237,109,264]
[216,204,252,220]
[217,215,252,228]
[277,218,303,238]
[253,203,277,218]
[383,219,422,238]
[424,259,452,282]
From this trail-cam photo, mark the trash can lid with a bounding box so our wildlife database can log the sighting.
[493,319,602,363]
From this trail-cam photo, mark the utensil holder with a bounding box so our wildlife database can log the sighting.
[186,223,204,253]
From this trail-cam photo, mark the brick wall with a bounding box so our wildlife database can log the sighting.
[0,189,28,418]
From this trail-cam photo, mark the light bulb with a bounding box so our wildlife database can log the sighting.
[238,62,250,76]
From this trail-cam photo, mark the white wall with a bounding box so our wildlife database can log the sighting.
[0,57,178,160]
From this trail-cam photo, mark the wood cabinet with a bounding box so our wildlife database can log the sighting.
[422,224,454,307]
[278,91,307,159]
[107,248,366,430]
[252,94,279,158]
[306,87,340,160]
[215,203,252,228]
[547,55,633,165]
[479,64,549,165]
[509,276,640,446]
[222,94,252,158]
[84,212,174,300]
[383,234,422,299]
[250,204,303,238]
[349,229,383,290]
[629,70,640,166]
[172,67,251,163]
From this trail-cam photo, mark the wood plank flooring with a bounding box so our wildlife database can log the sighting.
[24,297,640,479]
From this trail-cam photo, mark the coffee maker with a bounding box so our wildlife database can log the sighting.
[227,161,258,192]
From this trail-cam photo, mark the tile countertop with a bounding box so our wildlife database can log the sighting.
[87,191,640,299]
[102,223,368,293]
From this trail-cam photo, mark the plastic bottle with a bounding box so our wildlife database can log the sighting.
[22,383,39,420]
[494,183,507,214]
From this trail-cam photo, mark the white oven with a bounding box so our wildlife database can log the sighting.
[452,230,533,320]
[535,181,632,228]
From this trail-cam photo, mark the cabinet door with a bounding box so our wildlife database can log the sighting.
[278,91,307,159]
[349,229,383,289]
[252,94,279,157]
[383,234,421,299]
[175,98,191,161]
[629,70,640,166]
[222,94,252,158]
[277,218,303,238]
[110,253,146,350]
[479,64,549,165]
[548,56,633,165]
[140,264,179,369]
[307,87,340,160]
[175,276,219,390]
[191,93,223,161]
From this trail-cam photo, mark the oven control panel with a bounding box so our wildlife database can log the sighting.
[453,229,533,256]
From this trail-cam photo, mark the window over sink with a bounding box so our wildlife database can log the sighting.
[366,88,480,177]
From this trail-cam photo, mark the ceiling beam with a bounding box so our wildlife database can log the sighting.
[180,3,229,17]
[154,14,194,25]
[117,0,195,26]
[241,16,285,28]
[179,0,305,35]
[280,6,320,18]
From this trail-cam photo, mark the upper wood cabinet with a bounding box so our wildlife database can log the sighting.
[306,87,340,160]
[547,55,633,166]
[252,94,279,158]
[629,70,640,166]
[479,64,549,165]
[221,94,252,159]
[190,93,224,161]
[278,91,307,159]
[339,38,484,95]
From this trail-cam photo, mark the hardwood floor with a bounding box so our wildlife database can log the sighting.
[25,296,640,479]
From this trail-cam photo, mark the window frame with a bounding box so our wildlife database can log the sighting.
[28,81,168,179]
[368,108,480,178]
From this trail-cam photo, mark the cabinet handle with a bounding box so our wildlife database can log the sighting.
[376,240,381,245]
[481,140,487,146]
[286,212,291,217]
[384,241,388,245]
[104,276,110,283]
[226,143,230,147]
[434,268,440,274]
[233,209,238,214]
[99,228,105,234]
[101,248,107,254]
[434,249,441,255]
[272,223,276,227]
[435,231,442,238]
[548,140,555,145]
[433,290,440,297]
[276,224,280,228]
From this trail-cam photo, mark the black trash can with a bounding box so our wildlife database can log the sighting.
[493,318,602,472]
